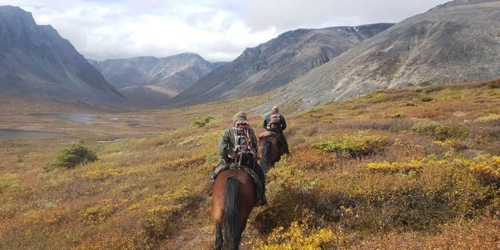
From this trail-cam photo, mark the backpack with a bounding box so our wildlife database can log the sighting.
[269,114,281,125]
[267,113,282,131]
[233,122,255,162]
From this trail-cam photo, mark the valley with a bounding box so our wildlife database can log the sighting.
[1,80,499,249]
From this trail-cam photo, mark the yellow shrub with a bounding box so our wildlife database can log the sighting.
[139,188,191,241]
[81,200,120,224]
[366,159,423,173]
[456,155,500,186]
[255,158,322,233]
[251,221,346,250]
[468,113,500,123]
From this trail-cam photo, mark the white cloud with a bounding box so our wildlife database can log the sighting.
[3,0,450,62]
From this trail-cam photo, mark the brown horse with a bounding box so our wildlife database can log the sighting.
[257,131,284,173]
[211,168,256,250]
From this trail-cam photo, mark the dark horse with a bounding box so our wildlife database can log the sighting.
[257,131,284,173]
[211,168,256,250]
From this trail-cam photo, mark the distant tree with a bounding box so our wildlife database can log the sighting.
[45,139,98,170]
[191,115,216,128]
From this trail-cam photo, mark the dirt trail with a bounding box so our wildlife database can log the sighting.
[162,210,264,249]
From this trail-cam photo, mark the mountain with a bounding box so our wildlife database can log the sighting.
[170,24,394,107]
[0,6,132,109]
[89,54,218,108]
[4,1,498,114]
[252,0,500,113]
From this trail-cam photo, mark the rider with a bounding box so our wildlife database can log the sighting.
[263,106,290,154]
[210,111,267,207]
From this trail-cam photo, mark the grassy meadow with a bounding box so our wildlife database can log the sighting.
[1,80,500,249]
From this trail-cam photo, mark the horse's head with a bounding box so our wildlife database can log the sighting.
[269,123,281,132]
[258,134,283,173]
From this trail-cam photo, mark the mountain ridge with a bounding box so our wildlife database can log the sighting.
[170,23,394,107]
[2,1,500,114]
[0,5,133,109]
[252,0,500,113]
[89,53,218,108]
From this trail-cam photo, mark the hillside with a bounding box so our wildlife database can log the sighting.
[3,1,500,114]
[170,24,393,107]
[0,6,132,109]
[257,0,500,113]
[0,78,499,249]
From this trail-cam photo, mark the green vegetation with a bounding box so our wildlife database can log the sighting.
[312,131,389,158]
[420,96,434,102]
[191,114,217,128]
[44,140,98,170]
[1,79,500,249]
[411,120,469,141]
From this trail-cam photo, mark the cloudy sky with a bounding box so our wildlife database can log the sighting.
[5,0,450,62]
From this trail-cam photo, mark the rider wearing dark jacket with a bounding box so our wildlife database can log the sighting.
[263,106,290,154]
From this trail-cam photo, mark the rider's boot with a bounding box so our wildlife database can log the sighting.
[283,141,290,154]
[254,164,268,207]
[209,161,227,195]
[282,137,290,155]
[277,131,290,155]
[211,161,228,183]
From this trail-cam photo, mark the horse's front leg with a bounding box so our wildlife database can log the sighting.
[214,222,223,250]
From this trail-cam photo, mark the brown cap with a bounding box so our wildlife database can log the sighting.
[233,111,247,122]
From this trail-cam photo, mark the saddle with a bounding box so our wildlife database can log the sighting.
[258,130,279,140]
[218,162,264,202]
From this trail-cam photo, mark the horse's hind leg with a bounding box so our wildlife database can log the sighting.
[214,222,223,250]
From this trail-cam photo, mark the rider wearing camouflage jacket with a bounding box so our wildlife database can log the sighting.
[211,111,267,206]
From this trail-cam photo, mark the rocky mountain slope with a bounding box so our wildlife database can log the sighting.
[0,6,132,109]
[3,0,499,114]
[89,54,217,108]
[253,0,500,113]
[170,24,394,107]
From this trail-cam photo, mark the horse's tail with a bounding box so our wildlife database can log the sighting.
[260,138,272,173]
[224,177,241,250]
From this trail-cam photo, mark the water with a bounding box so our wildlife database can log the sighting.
[0,129,66,138]
[0,113,95,138]
[30,113,96,124]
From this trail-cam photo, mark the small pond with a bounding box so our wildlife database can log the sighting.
[29,113,96,124]
[0,129,66,138]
